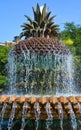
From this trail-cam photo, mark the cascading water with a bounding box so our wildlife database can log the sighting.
[68,102,77,130]
[66,54,75,94]
[20,102,28,130]
[34,102,40,130]
[8,51,17,94]
[78,102,81,113]
[46,102,53,130]
[7,47,76,96]
[8,102,17,130]
[58,102,63,130]
[0,102,7,130]
[77,102,81,129]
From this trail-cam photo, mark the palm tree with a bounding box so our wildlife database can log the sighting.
[13,36,21,43]
[20,3,60,39]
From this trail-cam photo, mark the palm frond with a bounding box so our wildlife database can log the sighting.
[24,15,33,24]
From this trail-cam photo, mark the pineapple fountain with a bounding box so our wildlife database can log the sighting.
[0,4,81,130]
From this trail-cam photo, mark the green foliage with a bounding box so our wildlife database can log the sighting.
[61,22,81,54]
[0,75,8,87]
[0,45,11,88]
[61,22,81,88]
[13,35,21,42]
[62,38,74,45]
[61,22,76,40]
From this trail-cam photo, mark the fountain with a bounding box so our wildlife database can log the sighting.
[0,37,81,130]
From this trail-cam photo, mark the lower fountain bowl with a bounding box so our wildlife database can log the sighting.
[0,95,81,119]
[0,95,81,130]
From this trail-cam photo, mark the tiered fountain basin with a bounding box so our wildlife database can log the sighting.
[0,95,81,120]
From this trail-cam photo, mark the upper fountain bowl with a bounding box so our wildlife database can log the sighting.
[13,37,69,55]
[8,37,71,95]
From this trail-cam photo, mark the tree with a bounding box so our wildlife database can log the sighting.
[0,45,11,89]
[61,22,81,89]
[20,3,60,39]
[13,36,21,43]
[61,22,76,40]
[61,22,81,54]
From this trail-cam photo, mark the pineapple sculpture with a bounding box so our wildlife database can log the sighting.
[9,3,69,95]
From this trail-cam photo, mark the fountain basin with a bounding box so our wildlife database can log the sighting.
[0,95,81,120]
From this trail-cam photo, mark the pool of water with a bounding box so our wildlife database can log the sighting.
[1,118,81,130]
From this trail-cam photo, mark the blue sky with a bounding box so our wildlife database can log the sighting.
[0,0,81,42]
